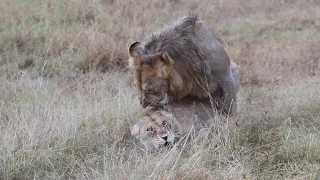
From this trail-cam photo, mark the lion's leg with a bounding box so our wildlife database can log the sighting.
[219,76,237,115]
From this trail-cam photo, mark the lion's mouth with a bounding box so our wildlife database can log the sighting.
[140,93,171,108]
[141,100,162,108]
[164,141,170,146]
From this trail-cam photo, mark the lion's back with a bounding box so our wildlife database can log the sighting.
[169,100,214,131]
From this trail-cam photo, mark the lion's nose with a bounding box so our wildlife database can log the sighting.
[161,135,168,141]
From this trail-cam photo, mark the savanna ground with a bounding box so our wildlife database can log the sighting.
[0,0,319,179]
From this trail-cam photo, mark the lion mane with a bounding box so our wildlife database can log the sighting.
[128,14,237,115]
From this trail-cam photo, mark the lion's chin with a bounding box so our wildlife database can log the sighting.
[141,102,162,109]
[141,93,172,108]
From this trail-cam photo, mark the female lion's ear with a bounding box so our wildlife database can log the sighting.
[130,124,140,136]
[128,42,141,58]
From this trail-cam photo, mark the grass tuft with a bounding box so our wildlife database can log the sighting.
[0,0,319,179]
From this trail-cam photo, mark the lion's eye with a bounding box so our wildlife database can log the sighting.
[162,121,166,126]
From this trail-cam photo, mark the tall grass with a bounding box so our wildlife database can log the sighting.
[0,0,319,179]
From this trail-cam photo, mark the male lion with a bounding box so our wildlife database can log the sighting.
[131,100,214,151]
[128,14,237,115]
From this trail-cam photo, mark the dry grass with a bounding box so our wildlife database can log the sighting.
[0,0,320,179]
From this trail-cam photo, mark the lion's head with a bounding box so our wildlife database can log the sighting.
[130,109,181,151]
[128,42,175,108]
[131,101,215,151]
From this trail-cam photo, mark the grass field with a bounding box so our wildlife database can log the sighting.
[0,0,319,179]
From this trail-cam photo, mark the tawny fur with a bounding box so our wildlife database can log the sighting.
[131,99,215,151]
[128,14,238,115]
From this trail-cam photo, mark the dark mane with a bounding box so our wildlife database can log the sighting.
[141,14,201,64]
[129,13,236,115]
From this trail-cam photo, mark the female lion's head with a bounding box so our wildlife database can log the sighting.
[130,110,181,151]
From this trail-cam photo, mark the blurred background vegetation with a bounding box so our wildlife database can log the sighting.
[0,0,319,179]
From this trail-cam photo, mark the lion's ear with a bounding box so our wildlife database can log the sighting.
[128,42,142,70]
[130,124,140,136]
[128,42,141,58]
[159,52,174,77]
[161,52,174,66]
